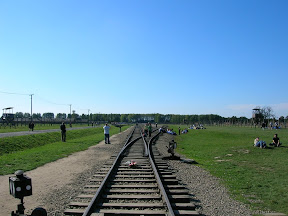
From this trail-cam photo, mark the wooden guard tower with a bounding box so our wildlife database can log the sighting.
[252,108,263,125]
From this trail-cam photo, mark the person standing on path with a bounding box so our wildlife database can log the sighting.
[29,122,35,131]
[60,122,66,142]
[103,123,111,144]
[148,122,152,137]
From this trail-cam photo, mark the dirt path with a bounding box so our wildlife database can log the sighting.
[0,128,131,216]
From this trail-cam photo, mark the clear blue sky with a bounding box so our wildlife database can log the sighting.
[1,0,287,118]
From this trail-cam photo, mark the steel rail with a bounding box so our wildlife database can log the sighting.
[83,125,174,216]
[82,126,141,216]
[144,131,176,216]
[65,125,199,216]
[141,131,149,157]
[124,124,137,147]
[141,125,159,157]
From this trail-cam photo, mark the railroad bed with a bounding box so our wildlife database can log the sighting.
[64,125,199,216]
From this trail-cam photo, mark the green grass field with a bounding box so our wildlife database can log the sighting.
[0,125,129,175]
[171,125,288,214]
[0,123,92,133]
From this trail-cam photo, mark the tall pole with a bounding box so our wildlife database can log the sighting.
[69,104,72,127]
[30,94,34,122]
[88,109,90,126]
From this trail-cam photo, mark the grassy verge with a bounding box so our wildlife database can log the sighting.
[0,126,129,175]
[170,125,288,214]
[0,123,92,133]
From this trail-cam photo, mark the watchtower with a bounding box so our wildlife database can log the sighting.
[252,108,263,125]
[1,107,15,123]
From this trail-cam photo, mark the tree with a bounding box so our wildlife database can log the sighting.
[279,116,285,123]
[113,114,121,122]
[120,114,128,122]
[154,113,164,123]
[71,110,79,119]
[23,113,30,118]
[230,116,238,125]
[127,114,136,122]
[56,113,67,119]
[171,115,181,124]
[43,113,54,119]
[32,113,42,119]
[92,113,101,121]
[15,112,24,118]
[164,115,171,123]
[261,106,275,120]
[239,116,248,125]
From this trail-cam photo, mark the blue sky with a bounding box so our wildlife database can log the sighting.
[0,0,287,118]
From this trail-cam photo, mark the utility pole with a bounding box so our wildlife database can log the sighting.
[30,94,34,122]
[88,109,90,126]
[69,104,72,127]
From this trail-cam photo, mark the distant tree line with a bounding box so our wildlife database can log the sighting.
[12,108,288,126]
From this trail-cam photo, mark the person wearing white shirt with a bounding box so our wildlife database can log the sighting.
[103,123,111,144]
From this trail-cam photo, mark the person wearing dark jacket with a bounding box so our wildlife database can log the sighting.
[60,122,66,142]
[272,134,281,147]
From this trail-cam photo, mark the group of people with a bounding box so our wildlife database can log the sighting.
[181,128,189,134]
[270,122,280,130]
[60,123,284,152]
[261,122,281,130]
[59,122,112,144]
[158,127,191,135]
[166,128,177,135]
[254,134,281,149]
[189,124,206,130]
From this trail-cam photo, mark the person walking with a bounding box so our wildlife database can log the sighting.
[60,122,66,142]
[103,123,111,144]
[31,122,34,131]
[143,123,148,137]
[29,122,35,131]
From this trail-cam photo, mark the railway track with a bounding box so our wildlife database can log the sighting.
[64,125,199,216]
